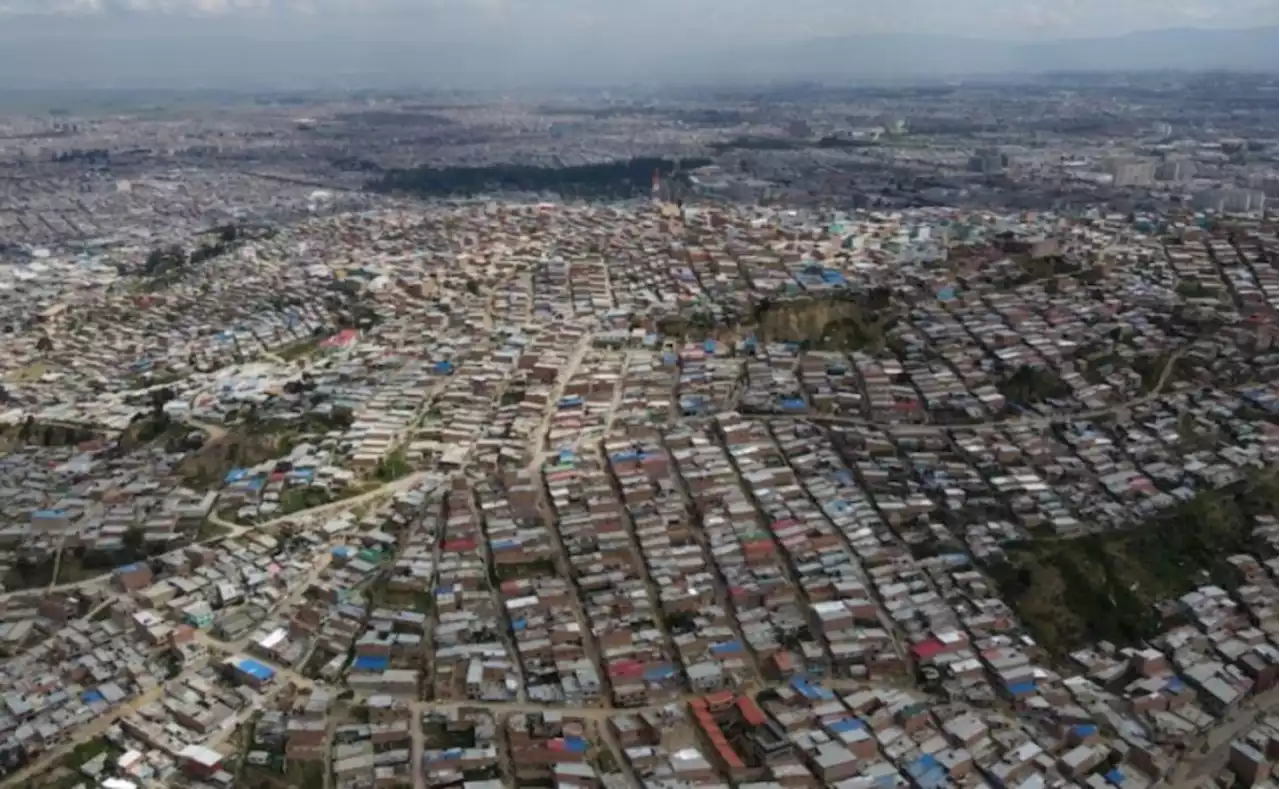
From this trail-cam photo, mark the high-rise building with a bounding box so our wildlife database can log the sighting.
[1110,159,1156,188]
[1193,188,1267,214]
[968,148,1007,175]
[1156,159,1195,182]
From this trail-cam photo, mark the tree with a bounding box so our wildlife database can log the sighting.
[144,244,187,276]
[149,386,176,419]
[122,526,146,556]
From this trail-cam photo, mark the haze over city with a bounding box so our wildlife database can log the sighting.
[0,0,1277,88]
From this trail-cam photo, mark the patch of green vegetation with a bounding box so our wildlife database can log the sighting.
[596,746,620,774]
[990,468,1278,658]
[1083,352,1124,384]
[490,558,557,584]
[2,558,55,592]
[5,361,49,383]
[1134,352,1179,392]
[368,577,433,614]
[707,136,806,153]
[197,519,232,541]
[1176,280,1212,298]
[275,338,323,362]
[55,556,109,586]
[998,365,1071,406]
[143,244,188,277]
[1008,254,1081,283]
[1077,267,1105,284]
[284,759,326,788]
[422,719,477,749]
[373,449,411,483]
[279,486,335,515]
[67,738,120,769]
[116,412,198,454]
[369,156,712,200]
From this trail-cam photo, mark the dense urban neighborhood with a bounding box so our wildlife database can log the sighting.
[0,77,1276,789]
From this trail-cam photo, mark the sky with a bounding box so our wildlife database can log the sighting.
[2,0,1275,41]
[0,0,1274,89]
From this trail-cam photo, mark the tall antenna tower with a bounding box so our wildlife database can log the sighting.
[651,168,662,202]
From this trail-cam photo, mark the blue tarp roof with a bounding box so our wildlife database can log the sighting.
[80,689,104,704]
[234,658,276,681]
[829,718,865,734]
[563,736,587,754]
[917,767,947,789]
[1073,724,1098,737]
[709,641,741,655]
[1006,681,1036,696]
[1105,769,1125,785]
[643,664,677,681]
[352,655,388,672]
[789,677,835,701]
[32,509,66,518]
[224,468,251,484]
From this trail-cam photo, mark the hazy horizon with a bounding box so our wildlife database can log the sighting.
[0,0,1276,90]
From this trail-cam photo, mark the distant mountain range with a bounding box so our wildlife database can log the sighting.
[0,22,1273,91]
[684,27,1280,83]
